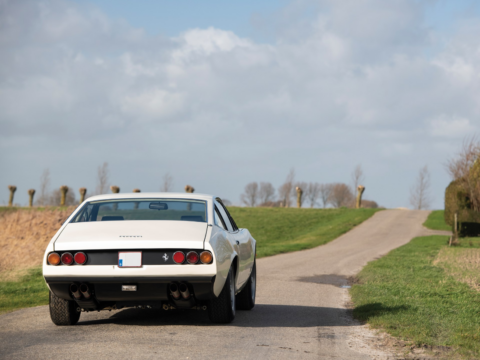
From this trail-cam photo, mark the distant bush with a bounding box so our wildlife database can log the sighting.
[445,141,480,236]
[361,200,378,209]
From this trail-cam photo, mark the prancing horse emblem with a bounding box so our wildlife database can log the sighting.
[163,253,169,262]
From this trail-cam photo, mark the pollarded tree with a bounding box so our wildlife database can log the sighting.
[293,182,308,208]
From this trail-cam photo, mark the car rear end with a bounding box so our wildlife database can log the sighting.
[43,195,218,314]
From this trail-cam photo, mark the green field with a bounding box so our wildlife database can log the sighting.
[351,235,480,358]
[0,267,49,315]
[229,207,380,258]
[0,207,379,314]
[423,210,452,231]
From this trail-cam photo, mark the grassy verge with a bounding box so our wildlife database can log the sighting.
[0,267,49,315]
[350,236,480,358]
[229,207,380,258]
[423,210,452,231]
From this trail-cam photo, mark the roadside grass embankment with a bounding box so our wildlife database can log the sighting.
[0,206,380,314]
[229,207,380,258]
[351,211,480,359]
[423,210,452,231]
[0,267,49,314]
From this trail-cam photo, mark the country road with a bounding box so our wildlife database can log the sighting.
[0,210,451,360]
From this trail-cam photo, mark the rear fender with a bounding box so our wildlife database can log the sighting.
[207,227,237,297]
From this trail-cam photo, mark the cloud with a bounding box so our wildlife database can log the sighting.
[429,115,476,138]
[1,0,480,209]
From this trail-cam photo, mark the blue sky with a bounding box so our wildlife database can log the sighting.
[74,0,480,39]
[2,0,480,209]
[72,0,290,39]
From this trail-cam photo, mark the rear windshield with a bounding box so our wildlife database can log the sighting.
[70,199,207,223]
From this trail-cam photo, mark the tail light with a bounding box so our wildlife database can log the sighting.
[173,251,185,264]
[48,252,61,265]
[74,252,87,265]
[61,252,74,265]
[200,251,213,264]
[186,251,199,264]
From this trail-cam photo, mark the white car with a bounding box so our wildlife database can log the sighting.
[43,193,256,325]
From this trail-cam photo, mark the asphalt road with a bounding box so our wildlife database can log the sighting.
[0,210,450,360]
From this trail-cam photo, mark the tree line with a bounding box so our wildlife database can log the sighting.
[5,162,176,207]
[239,167,378,208]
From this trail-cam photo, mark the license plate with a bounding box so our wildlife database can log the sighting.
[118,251,142,267]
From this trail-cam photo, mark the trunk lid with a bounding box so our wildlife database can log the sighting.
[54,220,208,251]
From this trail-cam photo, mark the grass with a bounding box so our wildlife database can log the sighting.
[350,235,480,358]
[229,207,380,258]
[0,206,379,314]
[0,267,49,315]
[435,245,480,292]
[423,210,452,231]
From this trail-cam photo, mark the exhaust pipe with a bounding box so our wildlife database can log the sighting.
[80,283,91,299]
[169,283,181,300]
[70,283,82,300]
[179,283,190,299]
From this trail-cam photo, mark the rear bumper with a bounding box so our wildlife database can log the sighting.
[45,275,216,303]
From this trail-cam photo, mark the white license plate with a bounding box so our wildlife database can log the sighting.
[118,252,142,268]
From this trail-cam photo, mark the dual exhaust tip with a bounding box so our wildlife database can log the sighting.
[72,282,191,301]
[70,283,91,300]
[169,282,190,300]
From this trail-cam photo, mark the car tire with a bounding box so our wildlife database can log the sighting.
[49,291,80,326]
[207,267,236,323]
[236,261,256,310]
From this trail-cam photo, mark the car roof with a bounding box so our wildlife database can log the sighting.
[84,192,215,202]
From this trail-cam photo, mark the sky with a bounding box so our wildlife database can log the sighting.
[1,0,480,208]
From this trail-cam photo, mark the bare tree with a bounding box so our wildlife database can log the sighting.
[161,173,174,192]
[278,168,295,207]
[241,182,259,207]
[319,183,333,208]
[446,136,480,212]
[306,182,321,208]
[329,183,354,208]
[96,162,109,195]
[36,169,51,206]
[351,164,365,194]
[410,165,432,210]
[258,182,275,205]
